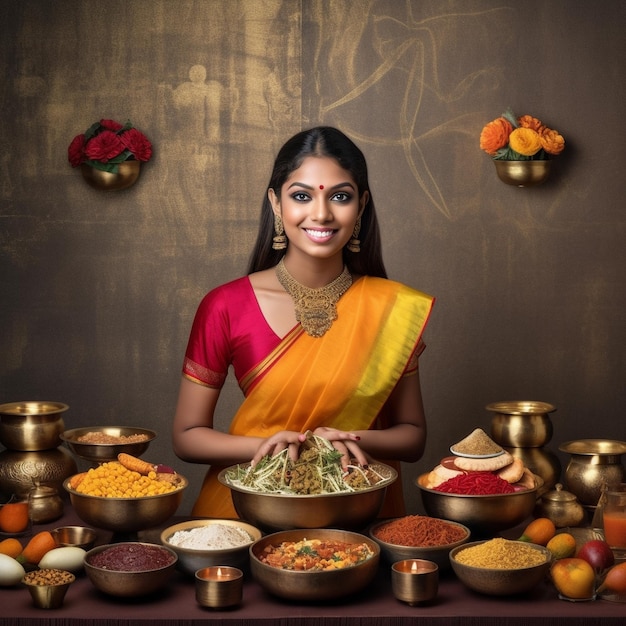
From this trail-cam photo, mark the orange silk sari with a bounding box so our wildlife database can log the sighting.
[191,276,434,518]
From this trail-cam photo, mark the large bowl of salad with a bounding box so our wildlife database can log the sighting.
[218,434,397,533]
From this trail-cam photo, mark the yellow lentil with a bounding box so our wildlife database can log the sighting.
[453,538,548,569]
[75,461,176,497]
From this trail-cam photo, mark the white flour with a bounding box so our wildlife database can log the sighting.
[168,524,252,550]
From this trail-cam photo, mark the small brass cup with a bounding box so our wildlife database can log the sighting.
[391,559,438,606]
[195,566,243,609]
[23,572,75,609]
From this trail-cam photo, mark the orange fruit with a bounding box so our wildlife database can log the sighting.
[518,517,556,546]
[550,557,596,599]
[0,537,23,558]
[546,533,577,560]
[0,501,29,533]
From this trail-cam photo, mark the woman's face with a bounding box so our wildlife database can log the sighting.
[269,156,368,261]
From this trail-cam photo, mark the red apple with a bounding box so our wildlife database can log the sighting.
[576,539,615,572]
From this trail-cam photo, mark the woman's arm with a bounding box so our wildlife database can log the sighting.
[172,377,331,467]
[172,377,263,466]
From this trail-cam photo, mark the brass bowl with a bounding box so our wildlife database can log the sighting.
[449,540,551,595]
[22,570,75,609]
[218,462,397,532]
[493,159,551,187]
[51,525,98,551]
[60,426,156,463]
[249,528,380,601]
[84,542,177,597]
[63,475,187,535]
[487,400,556,448]
[0,401,68,451]
[160,519,262,576]
[368,517,470,572]
[416,473,543,535]
[81,161,141,191]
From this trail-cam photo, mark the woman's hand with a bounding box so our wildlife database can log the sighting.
[311,427,369,469]
[250,428,366,469]
[250,430,306,467]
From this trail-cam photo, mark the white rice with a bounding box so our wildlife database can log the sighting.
[167,524,252,550]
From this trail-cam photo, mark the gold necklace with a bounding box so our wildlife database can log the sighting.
[275,258,353,337]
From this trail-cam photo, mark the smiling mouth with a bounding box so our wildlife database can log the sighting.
[304,229,336,240]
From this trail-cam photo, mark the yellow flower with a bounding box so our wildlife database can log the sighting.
[540,128,565,155]
[508,127,542,157]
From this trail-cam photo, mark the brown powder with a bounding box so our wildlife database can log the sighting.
[451,428,503,456]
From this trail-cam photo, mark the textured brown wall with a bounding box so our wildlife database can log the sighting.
[1,0,625,514]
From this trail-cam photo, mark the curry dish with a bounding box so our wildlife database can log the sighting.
[258,538,375,571]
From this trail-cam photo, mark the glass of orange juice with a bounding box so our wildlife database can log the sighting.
[603,483,626,554]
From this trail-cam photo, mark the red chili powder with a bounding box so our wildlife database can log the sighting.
[373,515,467,547]
[434,472,515,495]
[88,543,175,571]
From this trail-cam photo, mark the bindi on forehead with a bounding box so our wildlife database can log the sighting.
[319,185,324,190]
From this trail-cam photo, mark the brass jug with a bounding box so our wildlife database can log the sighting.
[535,483,586,528]
[28,480,64,524]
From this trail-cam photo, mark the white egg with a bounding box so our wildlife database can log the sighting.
[0,553,26,586]
[38,546,86,573]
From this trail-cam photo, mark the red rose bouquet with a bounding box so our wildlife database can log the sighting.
[480,108,565,161]
[68,119,152,173]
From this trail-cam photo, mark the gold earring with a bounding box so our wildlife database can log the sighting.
[347,217,361,253]
[272,214,287,250]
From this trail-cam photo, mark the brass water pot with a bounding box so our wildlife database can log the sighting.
[487,401,556,448]
[0,401,68,451]
[0,447,77,497]
[559,439,626,507]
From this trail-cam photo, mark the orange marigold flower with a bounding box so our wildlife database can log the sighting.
[509,127,542,157]
[540,128,565,155]
[479,117,513,156]
[518,115,545,133]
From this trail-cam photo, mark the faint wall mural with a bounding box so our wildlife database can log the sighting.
[305,1,517,221]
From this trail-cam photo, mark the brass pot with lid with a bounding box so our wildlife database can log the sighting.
[28,480,64,524]
[535,483,586,528]
[559,439,626,506]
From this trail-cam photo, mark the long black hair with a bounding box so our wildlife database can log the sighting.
[247,127,387,278]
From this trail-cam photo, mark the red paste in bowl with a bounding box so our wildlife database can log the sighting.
[89,544,175,571]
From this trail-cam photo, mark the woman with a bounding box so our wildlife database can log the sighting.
[173,127,434,518]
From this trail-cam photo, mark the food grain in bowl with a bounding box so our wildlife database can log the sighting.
[452,538,547,569]
[76,432,150,444]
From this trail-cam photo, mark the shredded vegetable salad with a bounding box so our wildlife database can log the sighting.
[224,433,391,495]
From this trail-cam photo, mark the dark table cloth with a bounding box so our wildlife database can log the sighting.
[1,507,623,625]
